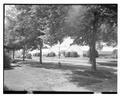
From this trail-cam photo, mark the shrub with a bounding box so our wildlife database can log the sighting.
[4,53,11,69]
[83,52,88,57]
[64,51,79,57]
[85,50,99,58]
[47,52,56,57]
[70,51,79,57]
[26,53,32,59]
[58,51,66,57]
[112,49,117,58]
[64,52,70,57]
[33,53,40,57]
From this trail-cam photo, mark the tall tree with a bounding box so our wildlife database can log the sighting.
[64,5,117,71]
[14,5,70,63]
[4,5,21,59]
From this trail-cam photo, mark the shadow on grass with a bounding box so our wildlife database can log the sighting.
[23,60,117,92]
[11,59,23,63]
[20,60,117,73]
[97,61,117,67]
[4,85,28,94]
[4,67,14,70]
[66,69,117,92]
[4,59,24,70]
[5,59,117,92]
[23,61,90,71]
[4,65,22,70]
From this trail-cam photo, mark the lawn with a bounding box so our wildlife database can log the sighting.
[4,57,117,93]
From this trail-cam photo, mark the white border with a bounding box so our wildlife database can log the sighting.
[0,0,119,96]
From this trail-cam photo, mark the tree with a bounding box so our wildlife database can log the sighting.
[5,5,117,70]
[13,5,44,61]
[4,5,21,59]
[14,5,70,63]
[64,5,117,71]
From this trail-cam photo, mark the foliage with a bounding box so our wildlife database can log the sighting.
[62,5,117,71]
[4,5,18,45]
[64,52,71,57]
[96,41,104,51]
[64,5,117,46]
[64,51,79,57]
[33,53,40,57]
[26,53,32,59]
[87,50,99,58]
[47,52,56,57]
[112,49,117,58]
[4,5,117,70]
[4,52,11,69]
[70,52,79,57]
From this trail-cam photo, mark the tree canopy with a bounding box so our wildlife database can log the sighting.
[4,4,117,70]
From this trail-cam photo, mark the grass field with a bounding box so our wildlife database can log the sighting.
[4,56,117,93]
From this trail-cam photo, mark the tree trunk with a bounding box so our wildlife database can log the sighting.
[23,46,25,61]
[89,42,96,71]
[13,49,15,59]
[58,41,61,67]
[39,46,42,64]
[89,11,98,71]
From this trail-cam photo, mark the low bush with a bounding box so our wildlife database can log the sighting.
[26,53,32,59]
[112,49,117,58]
[4,53,11,69]
[47,52,56,57]
[58,51,66,57]
[64,51,79,57]
[84,50,99,58]
[33,53,40,57]
[83,52,88,57]
[64,52,70,57]
[70,52,79,57]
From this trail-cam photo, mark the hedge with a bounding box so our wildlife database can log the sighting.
[47,52,56,57]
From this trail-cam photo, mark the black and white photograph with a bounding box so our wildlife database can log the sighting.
[3,3,118,94]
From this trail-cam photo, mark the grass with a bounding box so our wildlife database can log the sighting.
[4,58,117,92]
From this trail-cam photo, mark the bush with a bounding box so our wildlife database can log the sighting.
[4,53,11,69]
[112,49,117,58]
[83,52,88,57]
[26,53,32,59]
[33,53,40,57]
[84,50,99,58]
[58,51,66,57]
[64,51,79,57]
[64,52,70,57]
[47,52,56,57]
[70,51,79,57]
